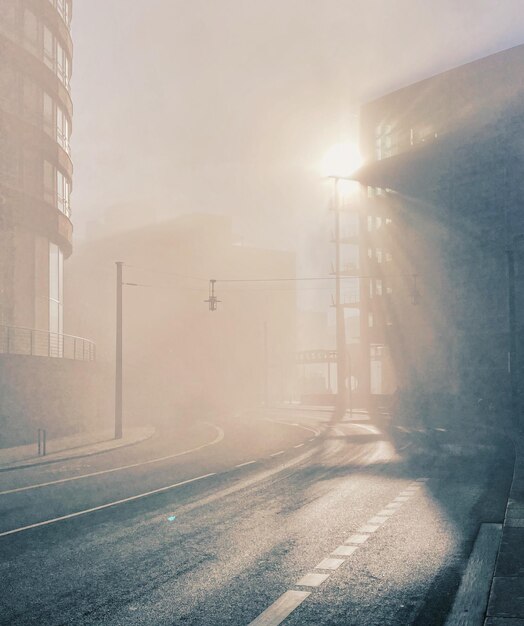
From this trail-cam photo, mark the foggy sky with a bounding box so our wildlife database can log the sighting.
[71,0,524,261]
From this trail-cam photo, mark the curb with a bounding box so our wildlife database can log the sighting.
[0,428,156,473]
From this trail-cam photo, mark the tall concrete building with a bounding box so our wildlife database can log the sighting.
[0,0,73,344]
[354,44,524,419]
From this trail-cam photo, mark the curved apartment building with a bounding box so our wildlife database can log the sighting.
[0,0,73,340]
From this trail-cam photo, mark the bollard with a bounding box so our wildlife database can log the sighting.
[37,428,47,456]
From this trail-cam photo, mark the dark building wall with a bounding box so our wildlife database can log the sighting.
[356,45,524,420]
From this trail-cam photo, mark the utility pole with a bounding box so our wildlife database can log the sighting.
[115,261,123,439]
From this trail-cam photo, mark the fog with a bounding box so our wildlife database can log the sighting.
[59,2,524,429]
[3,4,524,623]
[72,0,524,256]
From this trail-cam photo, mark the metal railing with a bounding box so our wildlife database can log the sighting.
[0,325,95,361]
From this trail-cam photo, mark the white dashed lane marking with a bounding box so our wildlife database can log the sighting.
[270,451,285,457]
[248,477,430,625]
[315,558,345,570]
[332,545,359,556]
[296,572,330,587]
[345,534,369,544]
[359,524,380,533]
[247,590,311,626]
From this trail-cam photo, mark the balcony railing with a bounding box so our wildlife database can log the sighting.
[0,325,95,361]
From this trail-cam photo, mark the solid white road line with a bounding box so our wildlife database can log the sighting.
[235,460,257,468]
[0,424,225,497]
[0,472,217,538]
[247,590,311,626]
[296,572,330,587]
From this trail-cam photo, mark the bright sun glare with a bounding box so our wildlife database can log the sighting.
[322,142,363,178]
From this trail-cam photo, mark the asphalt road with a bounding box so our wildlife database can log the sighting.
[0,409,514,625]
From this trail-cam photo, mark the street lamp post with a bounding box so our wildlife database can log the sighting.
[333,177,347,418]
[323,142,363,420]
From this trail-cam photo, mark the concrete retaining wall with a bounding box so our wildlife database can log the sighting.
[0,354,112,448]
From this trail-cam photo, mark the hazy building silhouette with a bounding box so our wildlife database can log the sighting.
[66,214,297,424]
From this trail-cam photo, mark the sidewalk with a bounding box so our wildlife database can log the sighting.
[0,426,155,471]
[485,433,524,624]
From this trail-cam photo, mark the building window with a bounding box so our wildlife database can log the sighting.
[56,169,71,216]
[49,243,64,342]
[43,26,54,70]
[57,106,70,153]
[367,215,373,232]
[57,41,70,88]
[50,0,72,27]
[375,125,392,160]
[368,312,374,327]
[376,279,383,295]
